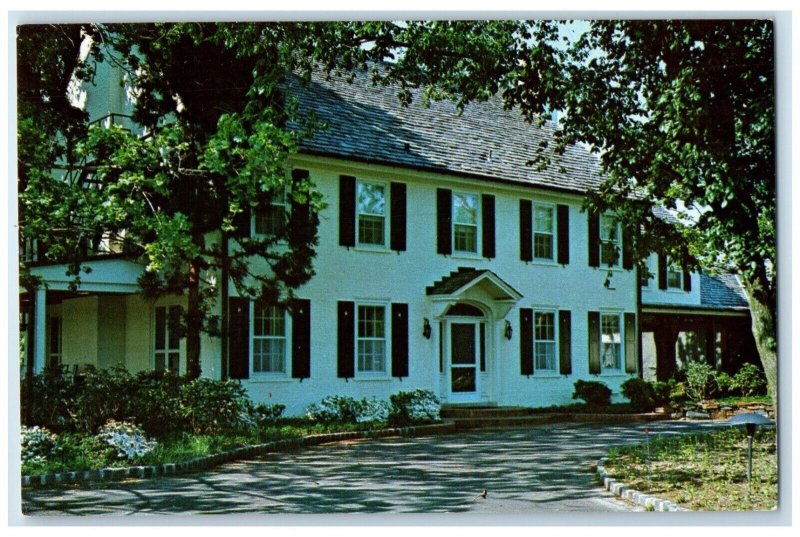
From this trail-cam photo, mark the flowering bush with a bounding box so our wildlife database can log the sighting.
[306,395,362,423]
[180,378,251,434]
[94,420,157,461]
[21,426,61,465]
[356,398,391,423]
[388,390,441,426]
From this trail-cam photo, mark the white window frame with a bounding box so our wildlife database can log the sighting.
[600,312,622,372]
[250,302,290,376]
[641,255,655,288]
[452,191,481,255]
[533,310,558,373]
[253,186,290,238]
[532,202,556,261]
[356,179,388,248]
[48,316,62,369]
[154,305,182,373]
[666,258,683,290]
[355,302,389,377]
[599,214,622,268]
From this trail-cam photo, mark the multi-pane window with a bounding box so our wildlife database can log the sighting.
[600,314,621,370]
[255,189,288,236]
[357,305,386,373]
[253,304,286,373]
[534,311,557,371]
[533,205,554,260]
[357,181,386,246]
[155,306,182,373]
[640,256,655,287]
[48,316,62,369]
[453,193,479,253]
[600,215,621,267]
[667,260,683,289]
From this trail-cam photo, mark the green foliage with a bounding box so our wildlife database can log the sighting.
[125,370,189,437]
[70,365,134,433]
[179,378,251,434]
[733,363,767,397]
[387,390,441,427]
[713,371,736,399]
[20,366,80,433]
[572,379,612,407]
[620,378,657,412]
[651,380,676,407]
[249,403,286,428]
[685,362,716,402]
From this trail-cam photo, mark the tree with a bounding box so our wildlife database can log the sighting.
[297,20,777,405]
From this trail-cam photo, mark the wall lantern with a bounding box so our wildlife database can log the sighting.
[422,318,432,339]
[727,412,773,486]
[504,320,513,340]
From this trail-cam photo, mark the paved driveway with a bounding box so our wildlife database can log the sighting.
[21,420,724,516]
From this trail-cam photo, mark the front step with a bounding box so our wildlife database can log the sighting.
[440,405,537,419]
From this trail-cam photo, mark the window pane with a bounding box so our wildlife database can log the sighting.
[453,193,478,225]
[533,233,553,259]
[358,214,385,245]
[358,305,385,338]
[255,205,287,236]
[357,305,386,372]
[453,224,477,252]
[155,307,166,350]
[168,306,181,350]
[534,312,555,341]
[535,341,556,370]
[357,182,385,215]
[601,242,619,266]
[601,315,621,369]
[357,339,385,372]
[667,265,682,288]
[534,206,553,232]
[600,216,618,241]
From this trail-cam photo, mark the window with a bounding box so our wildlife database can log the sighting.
[357,305,386,373]
[640,256,655,288]
[155,306,182,373]
[48,316,62,369]
[254,189,288,236]
[599,215,620,267]
[667,260,683,289]
[453,192,479,253]
[600,313,621,370]
[533,205,554,260]
[252,303,287,374]
[534,311,557,371]
[357,181,386,246]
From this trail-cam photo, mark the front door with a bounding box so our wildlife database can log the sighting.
[448,321,480,401]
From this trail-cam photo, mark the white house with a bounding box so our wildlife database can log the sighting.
[20,62,756,416]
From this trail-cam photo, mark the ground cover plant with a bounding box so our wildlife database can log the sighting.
[603,427,777,511]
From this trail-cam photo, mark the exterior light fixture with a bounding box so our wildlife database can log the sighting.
[504,320,513,340]
[422,318,432,339]
[727,412,773,486]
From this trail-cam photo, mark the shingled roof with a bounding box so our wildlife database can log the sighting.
[700,272,750,310]
[287,67,606,195]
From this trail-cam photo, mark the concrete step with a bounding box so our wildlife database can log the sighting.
[439,405,537,419]
[448,414,563,430]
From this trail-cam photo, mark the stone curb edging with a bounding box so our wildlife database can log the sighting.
[596,457,691,512]
[21,421,456,489]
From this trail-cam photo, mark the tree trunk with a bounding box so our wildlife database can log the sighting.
[186,260,202,379]
[741,272,778,414]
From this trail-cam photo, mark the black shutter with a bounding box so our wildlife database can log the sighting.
[622,227,634,270]
[520,199,532,262]
[339,175,356,247]
[289,169,315,245]
[233,208,251,239]
[624,312,637,374]
[658,254,668,290]
[337,301,355,378]
[520,308,533,375]
[557,204,569,265]
[291,299,311,379]
[436,188,452,255]
[390,182,407,252]
[482,194,495,258]
[559,310,572,375]
[479,323,486,372]
[683,267,692,292]
[588,311,600,375]
[228,297,250,379]
[588,212,600,267]
[391,303,409,378]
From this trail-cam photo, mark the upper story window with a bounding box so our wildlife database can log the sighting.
[599,214,621,267]
[357,304,386,373]
[533,204,554,260]
[255,189,288,237]
[640,256,655,288]
[452,192,479,254]
[252,303,287,374]
[667,259,683,290]
[534,311,557,371]
[600,313,621,371]
[357,181,386,247]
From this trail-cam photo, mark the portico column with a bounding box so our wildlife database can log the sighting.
[34,287,46,373]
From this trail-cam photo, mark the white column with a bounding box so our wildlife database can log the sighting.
[34,287,47,374]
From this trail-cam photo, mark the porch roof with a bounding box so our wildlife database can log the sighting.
[28,258,145,293]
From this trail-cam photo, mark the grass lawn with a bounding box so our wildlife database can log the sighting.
[603,427,777,511]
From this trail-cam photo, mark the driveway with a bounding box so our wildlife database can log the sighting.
[21,420,724,516]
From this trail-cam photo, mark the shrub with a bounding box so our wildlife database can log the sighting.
[21,367,79,432]
[249,403,286,428]
[357,398,391,423]
[94,420,157,461]
[572,380,612,406]
[685,361,715,402]
[388,390,441,426]
[733,363,767,397]
[71,365,134,433]
[713,371,736,399]
[620,378,656,412]
[126,370,189,437]
[651,380,674,408]
[21,426,61,466]
[179,379,251,434]
[306,395,363,423]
